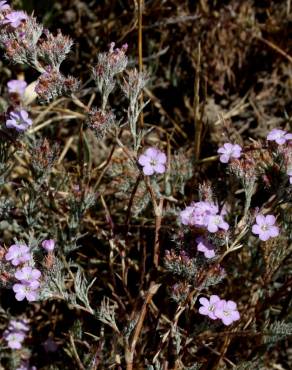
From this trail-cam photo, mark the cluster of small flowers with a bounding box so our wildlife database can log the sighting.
[267,129,292,184]
[5,240,55,301]
[5,78,32,133]
[217,128,292,184]
[3,319,29,349]
[180,201,229,233]
[86,108,116,139]
[34,67,79,104]
[92,42,128,89]
[198,295,240,326]
[0,1,78,103]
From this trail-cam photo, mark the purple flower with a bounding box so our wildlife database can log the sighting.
[180,201,218,227]
[138,147,167,175]
[4,331,25,349]
[2,10,27,28]
[12,283,39,302]
[214,299,240,326]
[217,143,242,163]
[7,79,27,96]
[252,214,279,241]
[0,1,10,11]
[267,129,292,145]
[196,237,215,258]
[205,214,229,233]
[15,266,41,288]
[6,110,32,132]
[198,295,221,320]
[41,239,55,252]
[5,244,31,266]
[8,320,29,333]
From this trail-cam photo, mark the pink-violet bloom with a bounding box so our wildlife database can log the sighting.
[214,299,240,326]
[252,214,279,241]
[198,295,221,320]
[12,283,39,302]
[6,110,32,132]
[5,244,31,266]
[217,143,242,163]
[15,266,41,288]
[4,331,25,349]
[267,129,292,145]
[205,214,229,233]
[138,147,167,175]
[0,1,10,11]
[180,201,218,228]
[7,79,27,96]
[196,237,215,258]
[2,10,27,28]
[8,320,29,333]
[41,239,55,252]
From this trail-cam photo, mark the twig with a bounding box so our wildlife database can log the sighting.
[69,333,86,370]
[138,0,144,133]
[125,283,161,370]
[256,35,292,64]
[193,42,202,161]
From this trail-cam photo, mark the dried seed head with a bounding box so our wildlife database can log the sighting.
[87,108,116,139]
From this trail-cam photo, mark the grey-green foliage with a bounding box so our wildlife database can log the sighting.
[169,150,193,196]
[164,259,197,281]
[97,297,120,334]
[40,259,96,315]
[263,320,292,344]
[70,266,95,314]
[67,191,96,230]
[183,364,202,370]
[39,257,70,301]
[234,358,264,369]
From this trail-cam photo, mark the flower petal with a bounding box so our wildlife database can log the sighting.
[265,215,275,225]
[138,154,150,166]
[143,165,154,176]
[199,297,209,307]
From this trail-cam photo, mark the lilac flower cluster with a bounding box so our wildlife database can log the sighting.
[5,243,41,301]
[3,319,29,349]
[180,201,229,233]
[199,295,240,326]
[138,147,167,176]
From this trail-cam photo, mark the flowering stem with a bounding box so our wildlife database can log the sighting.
[126,173,142,230]
[138,0,144,134]
[193,42,203,161]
